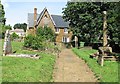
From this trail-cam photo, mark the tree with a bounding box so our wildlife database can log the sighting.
[1,25,12,39]
[0,2,6,25]
[0,2,12,39]
[62,1,119,47]
[63,2,103,43]
[115,2,120,47]
[0,2,6,38]
[13,23,27,32]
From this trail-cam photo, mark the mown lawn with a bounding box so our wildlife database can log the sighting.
[2,41,56,82]
[0,39,2,82]
[72,48,119,83]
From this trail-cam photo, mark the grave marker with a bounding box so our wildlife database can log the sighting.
[3,30,12,55]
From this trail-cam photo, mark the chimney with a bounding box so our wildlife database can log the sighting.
[34,8,37,27]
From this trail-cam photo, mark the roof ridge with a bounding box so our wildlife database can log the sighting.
[37,7,47,22]
[51,14,63,16]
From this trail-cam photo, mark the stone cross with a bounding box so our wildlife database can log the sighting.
[3,30,12,56]
[103,11,108,47]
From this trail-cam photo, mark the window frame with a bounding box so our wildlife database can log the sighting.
[64,28,68,33]
[62,37,69,43]
[55,27,60,33]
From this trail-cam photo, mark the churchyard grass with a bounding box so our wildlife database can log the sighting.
[2,41,56,82]
[0,39,2,82]
[72,48,119,82]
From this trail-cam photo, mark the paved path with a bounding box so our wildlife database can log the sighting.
[53,49,98,82]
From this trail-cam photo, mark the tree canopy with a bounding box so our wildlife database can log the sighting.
[0,2,6,25]
[0,2,12,38]
[13,23,27,32]
[62,1,120,46]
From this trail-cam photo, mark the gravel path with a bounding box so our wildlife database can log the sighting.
[53,49,98,82]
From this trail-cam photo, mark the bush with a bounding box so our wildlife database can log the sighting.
[24,26,55,50]
[24,35,44,50]
[24,35,34,48]
[1,25,12,39]
[37,26,55,42]
[64,42,71,48]
[31,36,44,50]
[11,32,19,40]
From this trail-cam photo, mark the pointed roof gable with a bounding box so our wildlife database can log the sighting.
[27,8,69,28]
[37,7,47,25]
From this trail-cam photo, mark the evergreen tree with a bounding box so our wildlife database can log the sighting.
[62,1,120,47]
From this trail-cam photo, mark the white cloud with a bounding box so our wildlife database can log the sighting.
[1,0,9,9]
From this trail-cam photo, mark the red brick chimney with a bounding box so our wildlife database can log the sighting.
[34,8,37,27]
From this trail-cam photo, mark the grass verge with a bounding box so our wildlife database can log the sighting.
[2,41,56,82]
[72,48,119,83]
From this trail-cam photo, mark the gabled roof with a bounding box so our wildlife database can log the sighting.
[51,15,69,28]
[27,13,40,27]
[27,8,69,28]
[37,7,47,25]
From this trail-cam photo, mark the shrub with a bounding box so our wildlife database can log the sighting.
[24,26,55,50]
[31,36,44,50]
[11,32,19,40]
[64,42,71,48]
[1,25,12,39]
[24,35,34,48]
[37,26,55,42]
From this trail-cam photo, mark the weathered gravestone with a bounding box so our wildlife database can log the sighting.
[2,30,40,59]
[3,30,12,56]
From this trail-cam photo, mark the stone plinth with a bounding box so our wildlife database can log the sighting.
[99,47,112,55]
[98,47,112,66]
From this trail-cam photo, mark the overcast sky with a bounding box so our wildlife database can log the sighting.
[1,0,68,27]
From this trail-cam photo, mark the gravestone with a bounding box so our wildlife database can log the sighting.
[3,30,12,56]
[2,30,40,59]
[75,36,78,48]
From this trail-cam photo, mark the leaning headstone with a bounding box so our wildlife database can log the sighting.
[3,30,12,56]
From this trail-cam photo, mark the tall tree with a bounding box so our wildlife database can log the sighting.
[13,23,27,32]
[63,2,103,43]
[0,2,6,38]
[0,2,6,25]
[0,2,12,39]
[62,1,119,46]
[115,2,120,46]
